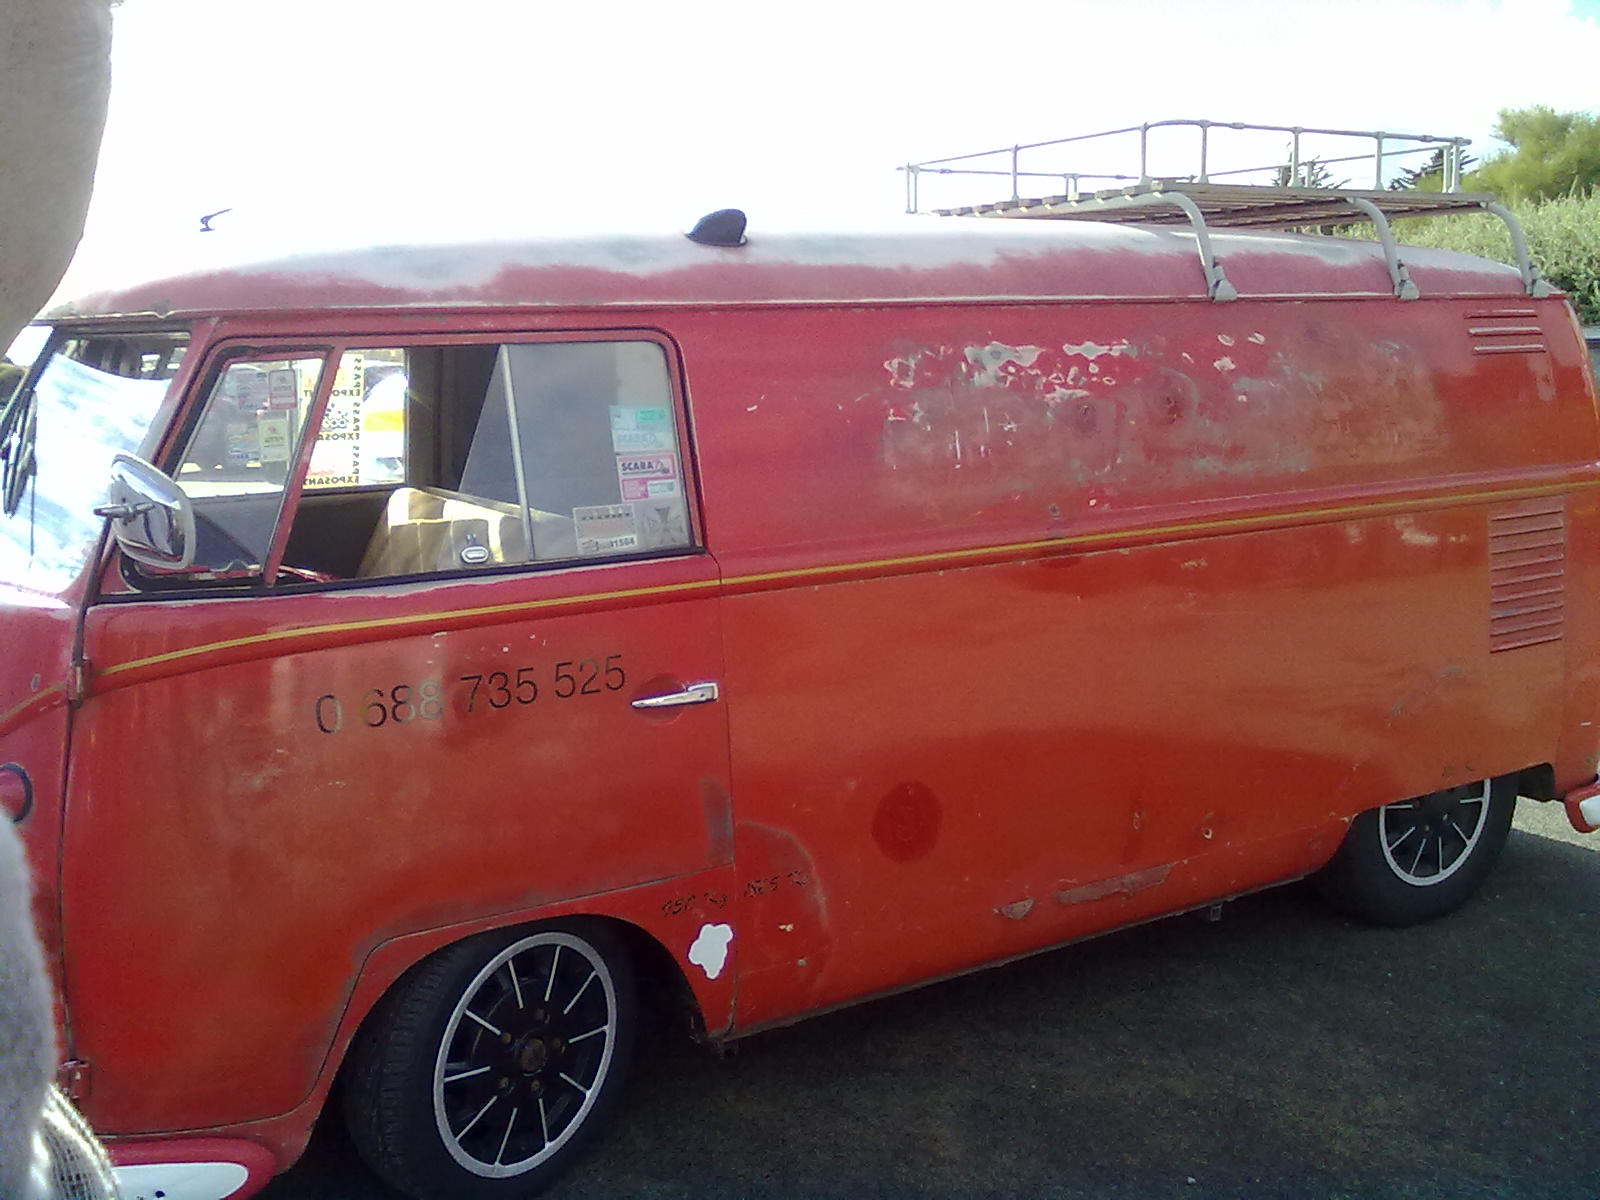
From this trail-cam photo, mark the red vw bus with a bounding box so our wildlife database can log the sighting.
[2,210,1598,1200]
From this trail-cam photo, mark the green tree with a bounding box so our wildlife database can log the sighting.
[1470,106,1600,201]
[1273,156,1344,189]
[1387,147,1477,192]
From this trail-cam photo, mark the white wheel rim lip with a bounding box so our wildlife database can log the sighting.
[432,932,617,1177]
[1378,779,1490,887]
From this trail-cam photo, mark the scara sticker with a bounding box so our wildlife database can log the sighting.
[610,405,675,453]
[616,452,680,502]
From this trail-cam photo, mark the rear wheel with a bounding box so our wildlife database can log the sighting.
[344,920,637,1200]
[1315,777,1515,925]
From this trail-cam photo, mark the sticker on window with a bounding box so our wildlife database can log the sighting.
[257,417,292,463]
[573,504,640,555]
[266,368,300,410]
[225,421,259,464]
[232,369,270,409]
[616,452,680,502]
[635,499,689,548]
[610,405,676,453]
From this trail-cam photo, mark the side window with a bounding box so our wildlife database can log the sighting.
[174,355,326,575]
[285,338,693,582]
[305,348,407,489]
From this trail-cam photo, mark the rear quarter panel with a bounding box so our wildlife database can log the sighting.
[674,294,1600,1024]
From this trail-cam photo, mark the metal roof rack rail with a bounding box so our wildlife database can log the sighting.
[901,120,1552,303]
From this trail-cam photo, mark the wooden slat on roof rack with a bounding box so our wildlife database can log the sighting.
[937,182,1502,230]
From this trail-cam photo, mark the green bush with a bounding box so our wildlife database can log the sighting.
[1380,191,1600,325]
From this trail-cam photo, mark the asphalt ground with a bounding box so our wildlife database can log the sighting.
[261,800,1599,1200]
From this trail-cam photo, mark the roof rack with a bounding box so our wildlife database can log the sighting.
[900,119,1552,304]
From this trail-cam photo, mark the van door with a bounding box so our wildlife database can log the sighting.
[61,332,729,1134]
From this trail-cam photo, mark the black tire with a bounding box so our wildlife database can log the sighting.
[1314,776,1515,926]
[343,920,637,1200]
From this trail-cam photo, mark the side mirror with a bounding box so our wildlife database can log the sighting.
[94,453,196,570]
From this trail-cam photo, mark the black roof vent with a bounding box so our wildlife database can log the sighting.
[687,209,748,248]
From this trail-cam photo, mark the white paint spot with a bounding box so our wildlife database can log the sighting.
[1216,334,1236,346]
[1180,352,1194,363]
[778,923,795,932]
[1088,362,1100,374]
[1248,332,1267,344]
[746,404,759,412]
[1181,557,1207,570]
[1061,340,1131,360]
[1101,375,1116,386]
[1045,387,1092,405]
[688,923,734,981]
[1213,357,1236,372]
[1236,394,1248,403]
[1395,518,1440,548]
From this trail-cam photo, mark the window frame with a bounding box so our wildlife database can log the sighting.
[124,327,703,596]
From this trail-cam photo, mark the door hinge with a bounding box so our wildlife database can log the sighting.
[56,1058,91,1100]
[66,657,89,707]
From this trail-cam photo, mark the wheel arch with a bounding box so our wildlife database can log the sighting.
[1515,761,1557,801]
[334,910,714,1075]
[273,900,726,1161]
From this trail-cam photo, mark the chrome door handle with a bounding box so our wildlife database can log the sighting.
[630,681,720,710]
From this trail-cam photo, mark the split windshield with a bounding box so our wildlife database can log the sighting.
[0,331,187,592]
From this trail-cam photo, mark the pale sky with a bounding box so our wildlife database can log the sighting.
[46,0,1600,304]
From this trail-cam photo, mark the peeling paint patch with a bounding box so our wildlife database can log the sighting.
[688,923,734,981]
[1056,863,1172,906]
[1061,340,1132,360]
[965,342,1044,387]
[1248,332,1267,344]
[995,898,1035,920]
[1213,356,1236,372]
[1216,334,1236,347]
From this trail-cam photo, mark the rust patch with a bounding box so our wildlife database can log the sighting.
[871,782,941,862]
[1055,863,1173,907]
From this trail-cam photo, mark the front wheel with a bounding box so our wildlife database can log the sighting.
[344,920,637,1200]
[1314,777,1515,926]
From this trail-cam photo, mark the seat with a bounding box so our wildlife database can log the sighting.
[358,487,528,577]
[357,486,581,577]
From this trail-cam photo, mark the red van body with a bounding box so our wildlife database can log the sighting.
[3,221,1598,1198]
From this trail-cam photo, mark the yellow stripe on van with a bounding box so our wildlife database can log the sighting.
[91,477,1597,684]
[0,683,65,734]
[96,578,723,678]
